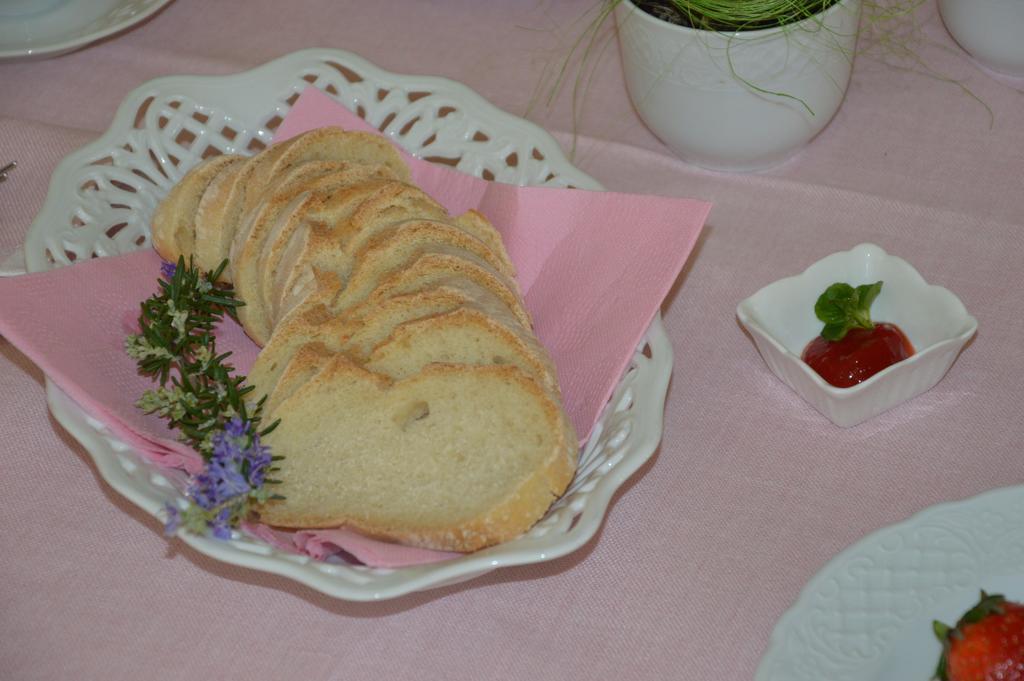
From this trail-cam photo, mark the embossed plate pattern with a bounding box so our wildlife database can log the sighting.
[755,485,1024,681]
[26,48,673,600]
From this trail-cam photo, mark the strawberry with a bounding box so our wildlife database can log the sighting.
[934,591,1024,681]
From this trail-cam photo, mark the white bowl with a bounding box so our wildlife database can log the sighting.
[613,0,862,171]
[939,0,1024,77]
[736,243,977,427]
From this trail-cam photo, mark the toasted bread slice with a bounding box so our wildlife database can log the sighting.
[242,127,411,216]
[233,165,398,344]
[247,277,533,404]
[258,179,404,325]
[267,182,451,324]
[258,341,336,419]
[363,306,560,397]
[193,127,410,279]
[279,220,518,324]
[151,154,244,265]
[257,357,576,552]
[345,248,533,329]
[192,138,302,278]
[339,278,520,360]
[452,209,516,278]
[229,159,391,280]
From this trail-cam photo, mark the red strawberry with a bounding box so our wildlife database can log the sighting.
[934,592,1024,681]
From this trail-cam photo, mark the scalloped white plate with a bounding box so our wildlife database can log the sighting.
[25,48,674,600]
[755,485,1024,681]
[0,0,173,61]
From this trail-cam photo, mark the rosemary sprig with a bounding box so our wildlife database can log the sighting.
[125,256,278,455]
[126,256,282,539]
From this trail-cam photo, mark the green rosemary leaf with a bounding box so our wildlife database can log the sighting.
[259,418,281,438]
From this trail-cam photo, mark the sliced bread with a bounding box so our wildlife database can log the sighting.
[363,306,560,397]
[192,137,302,278]
[233,167,398,344]
[242,127,411,216]
[258,341,336,419]
[340,247,534,329]
[280,220,517,324]
[247,277,537,405]
[150,154,244,266]
[258,179,406,325]
[257,357,576,552]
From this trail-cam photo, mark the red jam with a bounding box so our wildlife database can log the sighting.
[801,323,914,388]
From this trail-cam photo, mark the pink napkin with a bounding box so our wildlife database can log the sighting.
[0,87,708,568]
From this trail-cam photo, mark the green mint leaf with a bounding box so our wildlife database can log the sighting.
[820,321,848,342]
[814,280,883,341]
[856,282,883,310]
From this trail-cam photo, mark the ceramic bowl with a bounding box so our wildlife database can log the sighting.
[939,0,1024,77]
[736,243,977,427]
[0,0,64,18]
[614,0,862,171]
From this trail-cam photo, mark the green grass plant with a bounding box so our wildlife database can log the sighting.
[656,0,842,31]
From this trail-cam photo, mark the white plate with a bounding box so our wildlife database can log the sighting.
[0,0,173,61]
[25,48,674,600]
[755,485,1024,681]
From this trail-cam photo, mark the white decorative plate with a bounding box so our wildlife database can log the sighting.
[755,485,1024,681]
[25,48,674,600]
[0,0,173,61]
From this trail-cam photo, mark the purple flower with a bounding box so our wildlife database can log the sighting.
[187,459,250,509]
[210,429,243,466]
[209,507,233,540]
[163,503,181,536]
[160,261,176,280]
[244,434,272,487]
[171,419,276,542]
[209,459,251,499]
[224,416,248,439]
[187,470,220,510]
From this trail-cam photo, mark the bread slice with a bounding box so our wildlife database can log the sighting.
[150,154,244,265]
[258,179,404,325]
[280,220,518,324]
[303,205,517,284]
[339,278,521,360]
[228,159,391,282]
[245,305,345,405]
[233,166,398,345]
[343,248,534,329]
[257,357,576,552]
[267,182,452,324]
[258,342,336,419]
[193,127,411,279]
[242,193,321,344]
[452,209,516,278]
[191,137,302,278]
[241,127,411,216]
[363,306,560,397]
[308,181,449,249]
[247,277,538,406]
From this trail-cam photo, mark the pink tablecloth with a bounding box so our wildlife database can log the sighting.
[2,2,1022,679]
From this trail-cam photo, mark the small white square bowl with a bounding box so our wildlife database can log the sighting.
[736,243,978,427]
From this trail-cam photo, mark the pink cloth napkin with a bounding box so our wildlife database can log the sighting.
[0,87,708,568]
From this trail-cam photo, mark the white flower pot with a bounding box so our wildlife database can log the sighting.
[939,0,1024,77]
[614,0,862,171]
